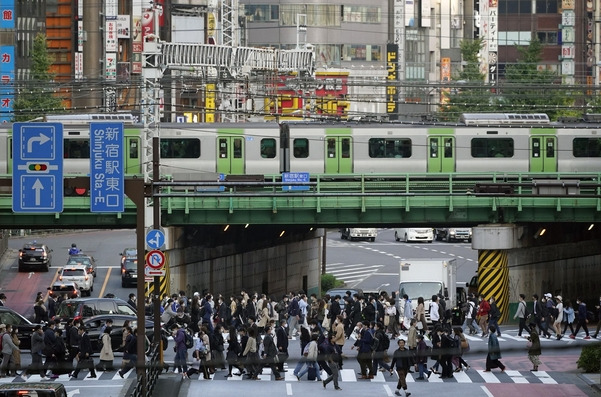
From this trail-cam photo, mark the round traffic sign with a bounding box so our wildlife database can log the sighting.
[145,249,166,269]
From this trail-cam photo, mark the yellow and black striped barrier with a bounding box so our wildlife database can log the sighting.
[477,249,509,324]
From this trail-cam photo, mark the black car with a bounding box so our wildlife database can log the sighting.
[18,243,53,272]
[81,314,155,353]
[121,256,138,288]
[0,307,42,350]
[53,298,136,327]
[0,383,67,397]
[66,254,97,278]
[120,248,137,265]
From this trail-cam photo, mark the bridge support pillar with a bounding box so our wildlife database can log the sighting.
[472,224,523,324]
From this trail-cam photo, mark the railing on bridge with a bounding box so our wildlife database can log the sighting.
[0,172,600,227]
[130,342,162,397]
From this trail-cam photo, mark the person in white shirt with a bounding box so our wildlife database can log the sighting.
[429,295,440,326]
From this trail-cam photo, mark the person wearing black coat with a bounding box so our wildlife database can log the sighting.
[328,296,341,331]
[275,319,289,372]
[391,339,413,397]
[225,326,243,377]
[70,326,96,379]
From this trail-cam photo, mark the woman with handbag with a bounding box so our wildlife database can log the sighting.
[97,327,114,371]
[225,326,243,377]
[414,297,427,335]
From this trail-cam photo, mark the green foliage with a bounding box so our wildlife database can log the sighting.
[13,33,64,121]
[577,342,601,373]
[500,39,576,120]
[321,273,344,293]
[439,38,579,121]
[440,38,490,121]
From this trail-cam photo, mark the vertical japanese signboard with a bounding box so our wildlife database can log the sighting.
[0,45,14,122]
[90,122,124,213]
[386,44,398,121]
[0,1,15,29]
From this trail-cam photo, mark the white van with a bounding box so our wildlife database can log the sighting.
[394,228,434,243]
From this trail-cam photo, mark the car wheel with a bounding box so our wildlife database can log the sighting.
[122,280,126,288]
[370,237,375,242]
[395,232,400,242]
[90,285,94,292]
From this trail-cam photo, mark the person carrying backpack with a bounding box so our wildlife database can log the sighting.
[372,322,392,375]
[172,325,188,377]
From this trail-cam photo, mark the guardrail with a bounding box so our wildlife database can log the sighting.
[130,342,162,397]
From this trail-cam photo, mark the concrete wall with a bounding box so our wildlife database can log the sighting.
[164,226,323,299]
[507,239,601,305]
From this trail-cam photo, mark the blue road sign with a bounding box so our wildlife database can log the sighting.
[146,229,165,250]
[90,122,124,212]
[12,123,63,213]
[282,172,310,191]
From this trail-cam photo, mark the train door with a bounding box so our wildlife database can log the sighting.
[216,136,245,174]
[324,136,352,173]
[427,136,455,172]
[125,136,140,174]
[530,135,557,172]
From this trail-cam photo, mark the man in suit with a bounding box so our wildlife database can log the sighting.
[275,319,289,373]
[71,326,97,379]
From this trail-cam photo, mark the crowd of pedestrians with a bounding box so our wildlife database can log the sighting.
[0,286,600,394]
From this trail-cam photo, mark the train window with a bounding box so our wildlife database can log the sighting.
[546,138,554,158]
[341,138,351,158]
[429,138,438,158]
[573,138,601,157]
[159,138,200,158]
[219,138,227,158]
[368,138,411,158]
[532,137,541,158]
[293,138,309,158]
[471,138,514,158]
[444,138,453,158]
[261,138,276,158]
[233,138,243,158]
[129,139,139,159]
[327,138,336,158]
[64,139,90,159]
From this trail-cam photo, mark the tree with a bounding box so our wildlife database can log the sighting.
[439,38,492,121]
[13,33,64,121]
[499,39,577,120]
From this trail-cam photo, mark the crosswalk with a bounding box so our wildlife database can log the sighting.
[172,365,561,385]
[0,368,137,383]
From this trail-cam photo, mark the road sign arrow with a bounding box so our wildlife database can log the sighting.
[27,133,50,152]
[32,178,44,205]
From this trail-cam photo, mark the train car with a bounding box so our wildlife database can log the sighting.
[1,113,601,188]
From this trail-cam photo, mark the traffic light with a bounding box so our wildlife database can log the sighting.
[27,163,48,171]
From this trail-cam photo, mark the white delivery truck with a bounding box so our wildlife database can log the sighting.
[397,258,465,327]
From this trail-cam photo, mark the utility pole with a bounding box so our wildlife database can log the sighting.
[81,0,102,111]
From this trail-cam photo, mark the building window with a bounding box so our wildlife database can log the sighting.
[245,5,279,22]
[342,6,381,23]
[280,5,341,26]
[315,44,341,66]
[535,0,557,13]
[537,31,558,45]
[499,0,532,14]
[341,44,381,61]
[471,138,514,158]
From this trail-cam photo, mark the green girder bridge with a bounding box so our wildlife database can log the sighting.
[1,172,600,228]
